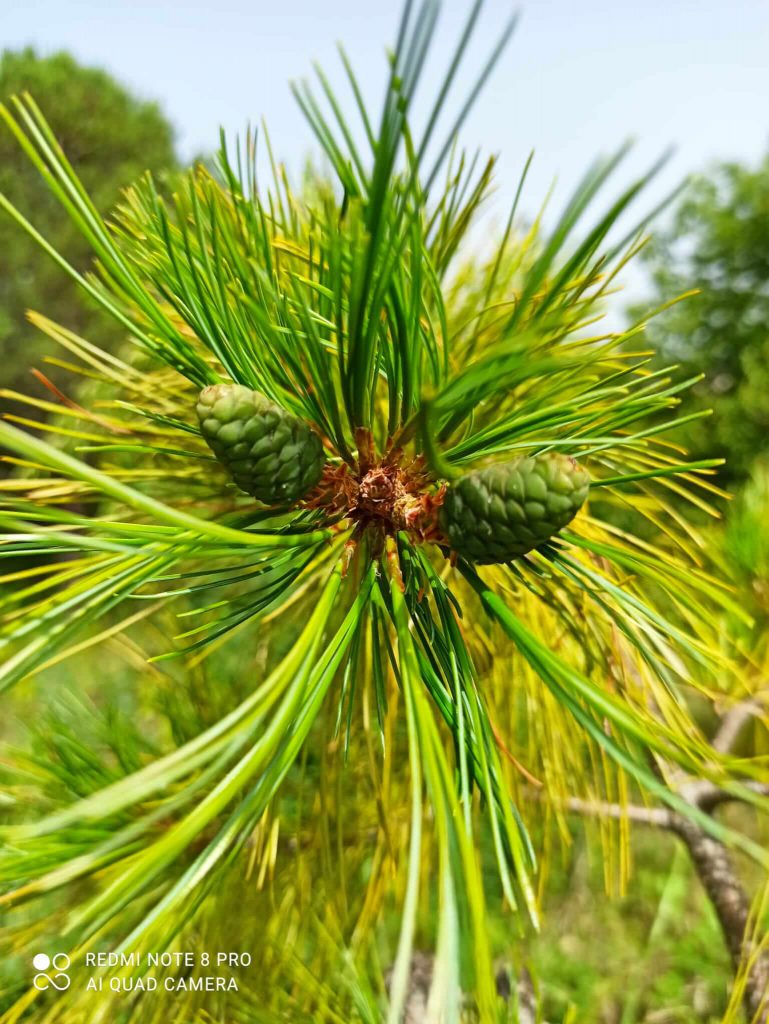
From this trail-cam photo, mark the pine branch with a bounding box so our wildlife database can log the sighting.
[557,701,769,1024]
[0,5,766,1018]
[712,694,766,753]
[384,952,543,1024]
[560,796,673,829]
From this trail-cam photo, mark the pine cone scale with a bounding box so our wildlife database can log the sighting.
[440,452,589,564]
[196,384,325,505]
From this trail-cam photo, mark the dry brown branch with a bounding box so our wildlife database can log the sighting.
[712,696,766,754]
[557,698,769,1023]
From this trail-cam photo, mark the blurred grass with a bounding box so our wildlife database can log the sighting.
[0,639,747,1023]
[529,833,731,1023]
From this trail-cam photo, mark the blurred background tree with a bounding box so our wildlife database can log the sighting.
[0,48,177,399]
[635,153,769,487]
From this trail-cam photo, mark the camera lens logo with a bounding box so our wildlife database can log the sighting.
[32,953,71,991]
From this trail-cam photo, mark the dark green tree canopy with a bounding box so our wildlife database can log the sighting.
[636,154,769,484]
[0,48,177,394]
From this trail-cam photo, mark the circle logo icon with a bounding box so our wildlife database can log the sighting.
[33,952,71,991]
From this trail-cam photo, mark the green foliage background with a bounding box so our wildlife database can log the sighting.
[634,155,769,486]
[0,48,177,399]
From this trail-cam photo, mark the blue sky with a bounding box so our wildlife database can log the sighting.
[4,0,769,297]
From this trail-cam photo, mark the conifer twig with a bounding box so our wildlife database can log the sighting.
[555,700,769,1023]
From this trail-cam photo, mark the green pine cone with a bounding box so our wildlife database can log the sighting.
[196,384,325,505]
[440,452,590,564]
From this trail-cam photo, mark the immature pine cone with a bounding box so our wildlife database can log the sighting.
[440,452,589,564]
[196,384,325,505]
